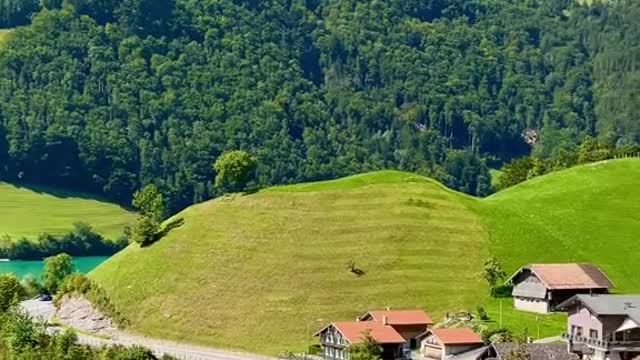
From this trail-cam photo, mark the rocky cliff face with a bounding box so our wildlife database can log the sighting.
[57,295,117,336]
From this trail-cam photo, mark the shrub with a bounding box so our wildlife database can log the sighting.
[42,253,75,294]
[131,216,160,247]
[0,275,25,313]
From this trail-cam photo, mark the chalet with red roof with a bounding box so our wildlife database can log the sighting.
[315,309,433,360]
[359,310,434,349]
[506,263,614,313]
[315,321,406,360]
[417,328,484,360]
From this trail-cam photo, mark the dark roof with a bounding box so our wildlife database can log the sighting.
[492,343,578,360]
[512,282,547,299]
[360,310,433,326]
[557,294,640,322]
[507,263,614,290]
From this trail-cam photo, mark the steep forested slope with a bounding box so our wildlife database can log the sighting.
[0,0,638,212]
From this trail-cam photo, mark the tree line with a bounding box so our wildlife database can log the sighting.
[0,223,127,260]
[0,0,639,213]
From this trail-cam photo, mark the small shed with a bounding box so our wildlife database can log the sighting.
[506,263,614,313]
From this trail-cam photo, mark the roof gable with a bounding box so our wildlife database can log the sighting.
[558,294,640,317]
[361,310,433,326]
[507,263,614,290]
[330,322,406,344]
[419,328,483,345]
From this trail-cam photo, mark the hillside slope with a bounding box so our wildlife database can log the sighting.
[0,182,134,239]
[92,159,640,354]
[479,158,640,292]
[92,172,489,353]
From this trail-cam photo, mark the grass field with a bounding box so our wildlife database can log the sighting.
[91,158,640,354]
[0,182,135,240]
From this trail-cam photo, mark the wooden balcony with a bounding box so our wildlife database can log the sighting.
[563,333,640,351]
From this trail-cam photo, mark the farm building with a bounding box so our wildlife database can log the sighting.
[506,263,614,313]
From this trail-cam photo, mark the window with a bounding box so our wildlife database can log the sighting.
[590,329,599,340]
[571,326,584,337]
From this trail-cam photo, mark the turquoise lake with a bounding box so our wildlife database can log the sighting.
[0,256,109,278]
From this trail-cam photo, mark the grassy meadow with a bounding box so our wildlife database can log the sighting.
[92,158,640,354]
[0,182,135,240]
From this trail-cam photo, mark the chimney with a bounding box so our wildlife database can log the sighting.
[383,316,388,326]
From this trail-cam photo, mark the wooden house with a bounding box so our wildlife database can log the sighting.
[359,310,433,349]
[315,321,406,360]
[506,263,614,313]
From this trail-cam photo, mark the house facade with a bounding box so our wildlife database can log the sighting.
[417,328,484,360]
[359,310,433,349]
[507,263,613,313]
[558,294,640,360]
[316,322,406,360]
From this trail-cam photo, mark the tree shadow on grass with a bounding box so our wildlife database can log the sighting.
[141,217,185,248]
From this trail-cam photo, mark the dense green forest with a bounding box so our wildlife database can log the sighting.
[0,0,638,212]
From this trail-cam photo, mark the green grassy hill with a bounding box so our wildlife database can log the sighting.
[0,182,135,240]
[91,158,640,354]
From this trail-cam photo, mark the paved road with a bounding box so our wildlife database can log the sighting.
[20,300,273,360]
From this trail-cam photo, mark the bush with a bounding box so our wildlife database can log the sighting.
[0,275,26,313]
[20,275,42,299]
[131,216,160,247]
[42,253,75,294]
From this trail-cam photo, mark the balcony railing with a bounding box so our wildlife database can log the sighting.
[563,333,640,350]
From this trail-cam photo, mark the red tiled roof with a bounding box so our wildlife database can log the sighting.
[333,322,406,344]
[363,310,434,326]
[430,328,483,345]
[529,264,613,290]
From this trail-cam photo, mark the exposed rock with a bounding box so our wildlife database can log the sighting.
[56,296,117,336]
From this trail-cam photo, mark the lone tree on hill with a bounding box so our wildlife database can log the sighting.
[42,253,75,294]
[349,331,383,360]
[482,256,507,296]
[213,150,257,193]
[131,184,166,246]
[132,184,165,222]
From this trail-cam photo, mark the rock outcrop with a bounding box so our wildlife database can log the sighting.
[57,296,117,336]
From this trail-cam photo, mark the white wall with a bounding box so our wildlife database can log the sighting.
[514,296,549,313]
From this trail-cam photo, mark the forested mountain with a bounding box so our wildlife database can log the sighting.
[0,0,638,212]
